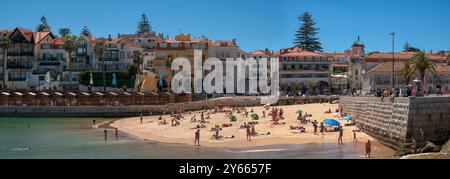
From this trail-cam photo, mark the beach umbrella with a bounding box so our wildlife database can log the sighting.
[323,119,340,127]
[343,116,353,121]
[251,113,259,120]
[296,109,303,114]
[229,115,237,122]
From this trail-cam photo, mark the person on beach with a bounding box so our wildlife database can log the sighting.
[246,126,252,141]
[93,120,96,126]
[365,140,372,158]
[320,122,325,135]
[140,115,143,124]
[201,112,205,123]
[104,130,107,141]
[115,128,119,140]
[353,130,357,142]
[263,111,266,118]
[251,125,256,136]
[279,108,284,119]
[194,129,201,146]
[338,126,344,145]
[313,120,318,134]
[411,139,417,154]
[419,128,425,144]
[211,127,220,140]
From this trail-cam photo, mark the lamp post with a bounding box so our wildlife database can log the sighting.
[390,32,395,90]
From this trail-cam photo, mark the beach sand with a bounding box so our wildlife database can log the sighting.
[112,103,375,148]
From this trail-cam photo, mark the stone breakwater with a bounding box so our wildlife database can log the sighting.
[340,96,450,150]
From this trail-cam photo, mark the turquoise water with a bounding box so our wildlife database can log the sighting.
[0,118,395,159]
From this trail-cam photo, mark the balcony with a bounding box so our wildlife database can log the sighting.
[8,77,26,81]
[6,51,34,56]
[7,63,33,69]
[39,61,62,66]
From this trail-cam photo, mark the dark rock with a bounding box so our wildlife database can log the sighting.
[420,141,441,153]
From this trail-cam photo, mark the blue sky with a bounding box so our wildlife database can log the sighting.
[0,0,449,53]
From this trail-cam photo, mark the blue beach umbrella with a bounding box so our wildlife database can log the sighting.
[343,116,353,121]
[323,119,340,126]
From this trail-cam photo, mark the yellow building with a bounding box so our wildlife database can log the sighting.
[153,33,209,92]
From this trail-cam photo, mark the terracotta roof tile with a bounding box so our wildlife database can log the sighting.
[365,62,450,75]
[366,52,445,61]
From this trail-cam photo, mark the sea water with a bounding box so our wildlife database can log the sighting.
[0,118,395,159]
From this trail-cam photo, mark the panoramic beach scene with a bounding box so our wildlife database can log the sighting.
[0,0,449,161]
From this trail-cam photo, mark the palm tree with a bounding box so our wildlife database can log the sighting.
[412,51,436,91]
[0,36,11,89]
[94,39,106,91]
[397,59,415,86]
[166,54,174,64]
[131,50,143,74]
[63,35,77,90]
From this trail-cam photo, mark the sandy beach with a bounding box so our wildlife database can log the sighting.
[111,103,380,149]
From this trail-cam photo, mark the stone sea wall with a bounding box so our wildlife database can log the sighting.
[340,96,450,150]
[0,95,337,118]
[0,97,262,118]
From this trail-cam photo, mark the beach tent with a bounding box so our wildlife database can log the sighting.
[229,115,237,122]
[251,113,259,120]
[343,116,353,121]
[323,119,340,126]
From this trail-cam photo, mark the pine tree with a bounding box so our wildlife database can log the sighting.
[58,28,71,37]
[35,16,51,32]
[403,41,411,52]
[403,41,421,52]
[136,13,152,34]
[81,26,91,37]
[294,12,323,52]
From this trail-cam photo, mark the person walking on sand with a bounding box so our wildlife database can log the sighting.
[263,111,266,118]
[140,114,143,124]
[194,129,201,146]
[93,120,96,126]
[246,126,252,141]
[313,120,318,135]
[365,140,372,158]
[353,130,357,142]
[115,128,119,140]
[338,126,344,145]
[104,130,107,141]
[320,122,325,135]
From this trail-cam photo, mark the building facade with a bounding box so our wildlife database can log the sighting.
[278,46,331,95]
[153,33,209,92]
[362,52,449,94]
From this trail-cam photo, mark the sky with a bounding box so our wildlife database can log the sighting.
[0,0,449,53]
